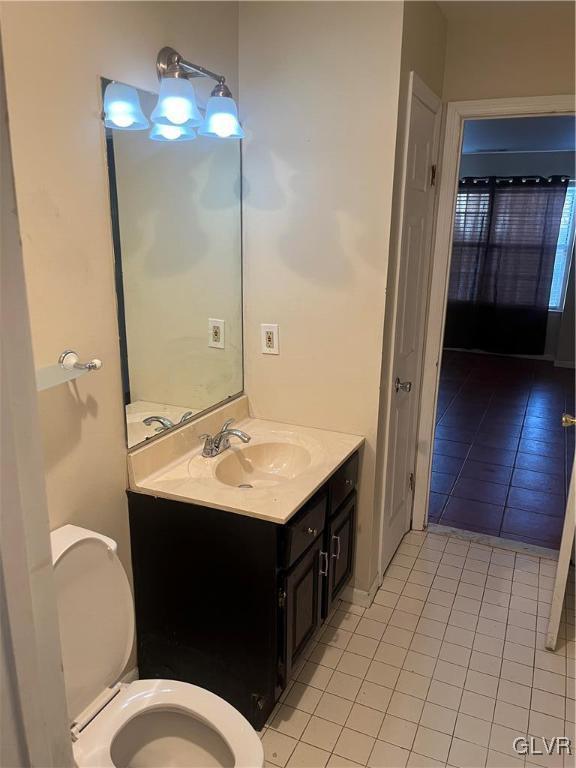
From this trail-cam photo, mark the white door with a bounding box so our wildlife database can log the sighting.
[380,73,442,573]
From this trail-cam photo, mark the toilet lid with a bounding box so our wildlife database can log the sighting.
[51,525,134,723]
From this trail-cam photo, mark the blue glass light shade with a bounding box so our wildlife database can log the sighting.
[198,96,244,139]
[149,123,196,142]
[150,77,202,127]
[103,82,149,130]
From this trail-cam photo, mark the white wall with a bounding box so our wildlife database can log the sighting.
[442,1,575,101]
[239,1,404,592]
[0,2,239,574]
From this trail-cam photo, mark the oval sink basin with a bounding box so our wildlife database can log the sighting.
[215,442,312,488]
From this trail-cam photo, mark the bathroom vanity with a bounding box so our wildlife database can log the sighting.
[127,402,362,729]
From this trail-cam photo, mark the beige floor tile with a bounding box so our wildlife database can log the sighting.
[363,604,393,624]
[528,710,565,739]
[426,679,463,711]
[406,750,445,767]
[433,659,467,688]
[337,652,371,679]
[368,740,410,768]
[459,690,496,722]
[396,596,425,616]
[309,644,345,669]
[390,610,420,632]
[419,701,457,735]
[402,583,430,603]
[426,588,455,609]
[378,714,417,750]
[416,617,447,641]
[327,671,363,702]
[454,712,491,747]
[347,634,379,659]
[465,669,499,698]
[506,625,536,648]
[444,625,474,649]
[387,691,425,723]
[402,650,436,677]
[409,634,442,658]
[396,669,431,700]
[327,753,364,768]
[480,602,508,623]
[269,705,311,739]
[381,626,414,650]
[469,650,502,678]
[355,619,386,642]
[262,729,298,767]
[356,681,394,713]
[493,700,529,732]
[301,715,342,751]
[497,678,531,708]
[298,662,334,691]
[374,641,408,668]
[334,727,376,765]
[532,668,565,696]
[320,626,353,650]
[375,588,400,607]
[412,725,451,762]
[284,683,323,714]
[500,659,533,686]
[331,610,362,633]
[448,737,488,768]
[438,641,471,668]
[346,703,385,737]
[366,660,401,689]
[477,617,506,639]
[453,595,481,615]
[503,640,534,667]
[315,692,353,726]
[286,741,330,768]
[486,749,524,768]
[489,723,524,758]
[449,609,478,631]
[420,602,451,623]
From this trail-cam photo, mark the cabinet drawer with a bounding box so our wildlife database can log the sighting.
[329,452,359,516]
[281,492,326,569]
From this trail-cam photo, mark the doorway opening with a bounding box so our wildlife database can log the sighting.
[427,115,575,548]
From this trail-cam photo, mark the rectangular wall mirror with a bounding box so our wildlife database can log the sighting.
[103,81,243,448]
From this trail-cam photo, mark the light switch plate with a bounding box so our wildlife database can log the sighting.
[261,323,279,355]
[208,318,225,349]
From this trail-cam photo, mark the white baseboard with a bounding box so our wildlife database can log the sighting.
[341,573,380,608]
[554,360,575,369]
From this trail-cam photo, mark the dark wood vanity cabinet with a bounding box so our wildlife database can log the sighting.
[128,450,359,730]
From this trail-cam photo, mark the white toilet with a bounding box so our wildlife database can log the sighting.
[51,524,264,768]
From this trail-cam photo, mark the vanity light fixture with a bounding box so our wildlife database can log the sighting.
[149,123,196,142]
[103,82,149,130]
[152,46,244,140]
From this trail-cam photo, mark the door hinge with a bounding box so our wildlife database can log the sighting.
[430,164,437,187]
[409,472,415,492]
[278,588,286,608]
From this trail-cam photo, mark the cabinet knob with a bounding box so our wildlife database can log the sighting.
[345,479,353,487]
[304,526,318,536]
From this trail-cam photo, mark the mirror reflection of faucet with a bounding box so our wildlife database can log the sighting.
[143,411,194,433]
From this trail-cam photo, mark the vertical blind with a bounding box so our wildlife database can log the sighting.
[444,176,568,355]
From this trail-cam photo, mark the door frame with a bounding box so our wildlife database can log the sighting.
[377,71,442,579]
[412,93,575,531]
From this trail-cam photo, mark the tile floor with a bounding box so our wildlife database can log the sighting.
[429,352,575,548]
[261,529,575,768]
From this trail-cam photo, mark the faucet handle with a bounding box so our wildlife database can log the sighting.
[221,418,235,431]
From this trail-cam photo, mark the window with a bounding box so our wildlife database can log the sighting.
[549,181,575,310]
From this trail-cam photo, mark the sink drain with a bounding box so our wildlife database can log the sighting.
[238,483,253,489]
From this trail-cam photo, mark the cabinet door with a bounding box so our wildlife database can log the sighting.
[326,494,356,614]
[283,538,324,683]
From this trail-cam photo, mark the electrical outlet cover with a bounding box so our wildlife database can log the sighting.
[261,323,279,355]
[208,318,225,349]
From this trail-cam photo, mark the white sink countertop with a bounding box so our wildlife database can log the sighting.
[128,398,364,524]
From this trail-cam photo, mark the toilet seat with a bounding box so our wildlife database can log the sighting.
[51,525,263,768]
[73,679,263,768]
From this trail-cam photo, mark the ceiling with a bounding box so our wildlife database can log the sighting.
[462,116,576,154]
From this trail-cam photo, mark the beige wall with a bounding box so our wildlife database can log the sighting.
[0,1,239,573]
[442,1,575,101]
[239,1,404,592]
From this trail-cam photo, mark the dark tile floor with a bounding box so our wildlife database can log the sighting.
[429,351,575,549]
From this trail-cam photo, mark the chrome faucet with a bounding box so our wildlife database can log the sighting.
[200,418,251,457]
[143,411,194,433]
